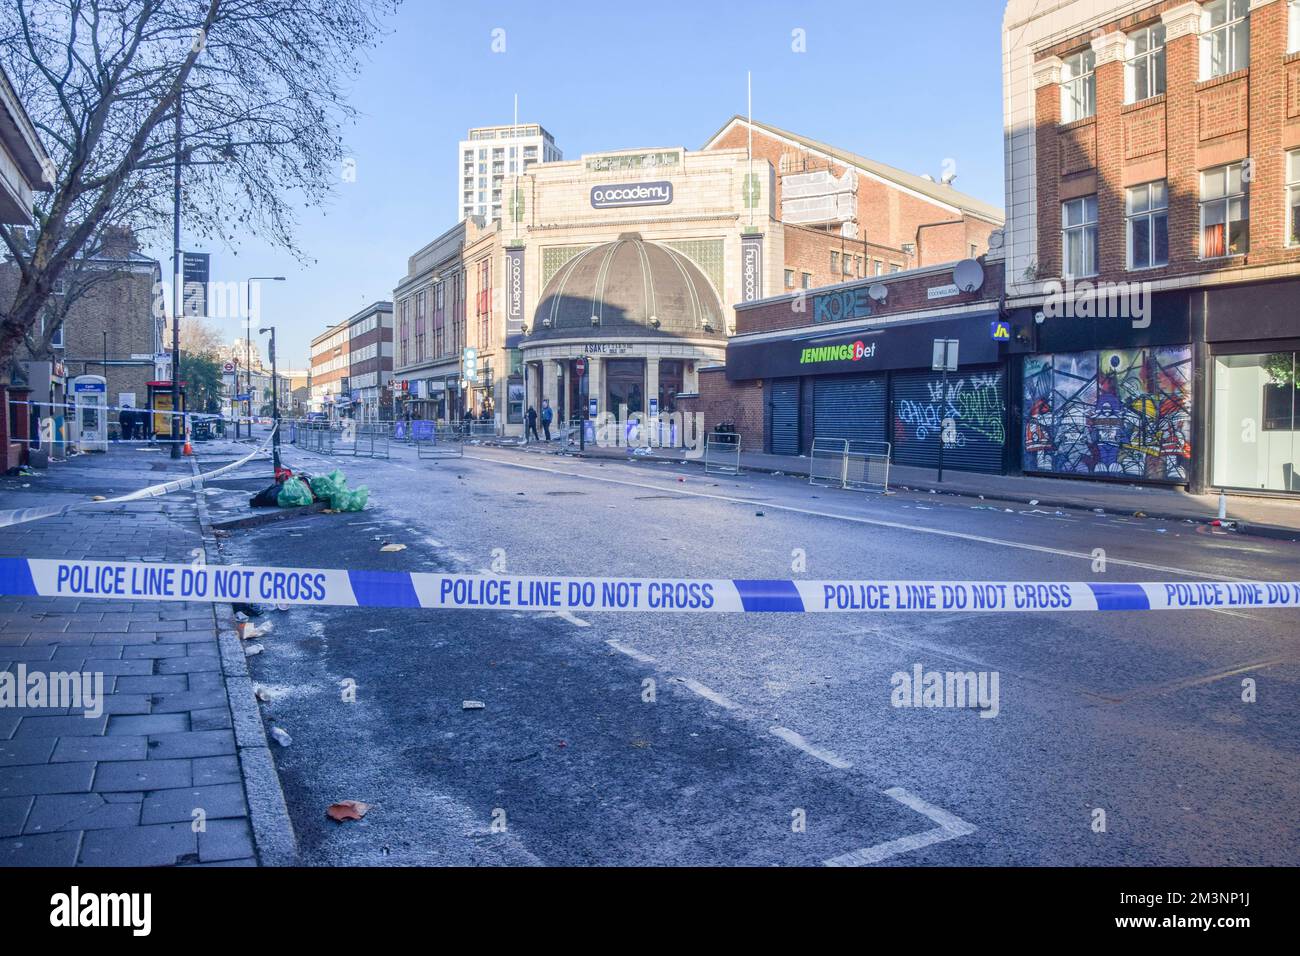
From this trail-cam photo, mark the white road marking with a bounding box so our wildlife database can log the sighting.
[680,678,740,711]
[606,639,656,663]
[551,613,592,629]
[768,726,852,769]
[824,786,975,866]
[464,451,1262,583]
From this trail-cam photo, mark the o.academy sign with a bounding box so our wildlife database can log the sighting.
[590,181,673,209]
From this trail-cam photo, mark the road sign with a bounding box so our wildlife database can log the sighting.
[223,361,236,373]
[574,358,586,377]
[990,320,1011,342]
[932,338,959,372]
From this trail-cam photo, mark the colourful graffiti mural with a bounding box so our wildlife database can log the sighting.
[1022,347,1192,481]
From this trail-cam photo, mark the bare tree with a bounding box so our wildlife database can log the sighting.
[0,0,398,382]
[174,313,223,356]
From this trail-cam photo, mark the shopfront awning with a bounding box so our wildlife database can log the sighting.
[726,310,1004,381]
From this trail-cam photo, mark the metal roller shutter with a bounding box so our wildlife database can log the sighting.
[812,375,888,445]
[890,366,1008,473]
[769,379,800,456]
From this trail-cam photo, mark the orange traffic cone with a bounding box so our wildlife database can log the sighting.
[183,438,193,456]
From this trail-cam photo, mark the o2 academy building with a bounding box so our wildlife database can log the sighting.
[392,118,1002,435]
[517,146,764,424]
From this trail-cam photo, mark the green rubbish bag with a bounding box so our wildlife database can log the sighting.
[330,486,369,512]
[309,470,347,500]
[277,477,314,508]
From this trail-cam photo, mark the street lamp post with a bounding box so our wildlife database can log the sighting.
[260,325,281,471]
[170,90,183,459]
[242,276,285,439]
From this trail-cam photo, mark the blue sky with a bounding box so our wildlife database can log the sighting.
[172,0,1008,368]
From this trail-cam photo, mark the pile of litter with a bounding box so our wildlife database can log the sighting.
[249,468,369,512]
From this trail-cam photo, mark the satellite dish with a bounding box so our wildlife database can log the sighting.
[868,283,889,303]
[987,229,1005,251]
[952,258,985,293]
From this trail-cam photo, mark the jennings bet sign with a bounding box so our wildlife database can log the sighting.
[799,339,878,366]
[590,181,673,209]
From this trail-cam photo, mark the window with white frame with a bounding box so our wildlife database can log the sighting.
[784,268,795,288]
[1201,0,1250,80]
[1062,195,1099,277]
[1061,50,1096,122]
[1291,0,1300,53]
[1287,150,1300,247]
[1127,181,1169,269]
[1126,24,1166,103]
[1200,162,1249,257]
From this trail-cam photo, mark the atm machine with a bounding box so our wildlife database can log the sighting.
[71,374,108,453]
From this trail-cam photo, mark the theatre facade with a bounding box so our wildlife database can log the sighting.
[513,147,782,425]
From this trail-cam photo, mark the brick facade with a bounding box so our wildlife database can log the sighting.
[1032,0,1300,288]
[706,119,1002,271]
[736,259,1005,338]
[676,367,765,449]
[0,248,163,413]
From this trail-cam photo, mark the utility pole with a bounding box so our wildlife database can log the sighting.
[261,324,281,470]
[170,89,183,459]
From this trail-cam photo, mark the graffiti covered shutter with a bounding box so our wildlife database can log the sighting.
[769,379,800,455]
[812,375,888,445]
[891,366,1008,473]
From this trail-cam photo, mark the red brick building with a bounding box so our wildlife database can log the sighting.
[703,117,1004,284]
[1003,0,1300,493]
[681,257,1011,474]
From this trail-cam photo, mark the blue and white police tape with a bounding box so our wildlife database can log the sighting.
[2,557,1299,613]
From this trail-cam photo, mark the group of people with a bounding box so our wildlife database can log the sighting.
[525,400,554,442]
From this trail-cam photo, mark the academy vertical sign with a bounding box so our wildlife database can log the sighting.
[741,233,763,303]
[505,246,525,342]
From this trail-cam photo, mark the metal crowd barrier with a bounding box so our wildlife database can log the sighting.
[351,422,390,459]
[704,432,742,475]
[809,437,891,493]
[417,422,464,459]
[291,420,334,455]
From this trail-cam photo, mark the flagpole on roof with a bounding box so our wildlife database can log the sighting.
[513,92,519,242]
[747,70,753,228]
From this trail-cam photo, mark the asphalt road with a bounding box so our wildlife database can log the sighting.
[203,431,1300,866]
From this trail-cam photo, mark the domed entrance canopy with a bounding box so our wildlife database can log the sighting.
[530,233,726,341]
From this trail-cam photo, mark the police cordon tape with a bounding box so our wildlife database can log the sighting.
[0,426,276,530]
[2,557,1298,613]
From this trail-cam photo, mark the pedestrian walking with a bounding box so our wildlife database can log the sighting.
[526,405,540,442]
[540,400,553,441]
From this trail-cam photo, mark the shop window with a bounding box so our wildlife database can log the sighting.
[1062,195,1098,277]
[1201,0,1249,80]
[1061,49,1096,122]
[1213,352,1299,492]
[1127,180,1169,269]
[1126,24,1166,103]
[1201,162,1248,258]
[1287,150,1300,247]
